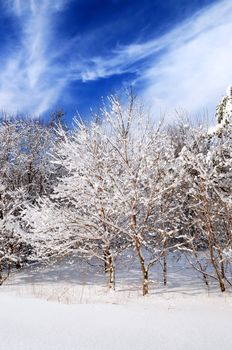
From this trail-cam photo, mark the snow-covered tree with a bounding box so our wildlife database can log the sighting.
[99,94,192,294]
[215,85,232,129]
[0,183,30,284]
[24,93,189,294]
[21,88,232,294]
[0,118,58,198]
[24,117,129,289]
[0,116,64,284]
[177,118,232,291]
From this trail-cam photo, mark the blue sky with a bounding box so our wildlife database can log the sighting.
[0,0,231,122]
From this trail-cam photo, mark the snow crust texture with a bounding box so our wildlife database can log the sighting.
[0,293,232,350]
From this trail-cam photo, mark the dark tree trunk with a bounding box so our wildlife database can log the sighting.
[143,270,149,296]
[163,255,167,286]
[104,249,115,290]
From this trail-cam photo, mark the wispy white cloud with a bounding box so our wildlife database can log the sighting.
[74,0,232,118]
[0,0,231,117]
[140,0,232,118]
[0,0,68,115]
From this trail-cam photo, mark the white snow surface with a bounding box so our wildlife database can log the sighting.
[1,257,232,350]
[0,291,232,350]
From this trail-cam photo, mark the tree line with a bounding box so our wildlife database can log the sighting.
[0,90,231,295]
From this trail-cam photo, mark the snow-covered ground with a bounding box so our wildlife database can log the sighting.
[0,256,232,350]
[0,291,232,350]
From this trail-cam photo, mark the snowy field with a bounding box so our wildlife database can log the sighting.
[0,257,232,350]
[0,291,232,350]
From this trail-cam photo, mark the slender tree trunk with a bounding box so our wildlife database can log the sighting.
[218,250,226,292]
[0,264,4,286]
[219,279,226,292]
[206,224,226,292]
[202,271,209,288]
[104,249,109,274]
[191,248,209,288]
[202,189,226,292]
[208,237,225,292]
[109,261,115,290]
[143,269,149,296]
[163,255,167,286]
[135,237,149,295]
[104,249,115,290]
